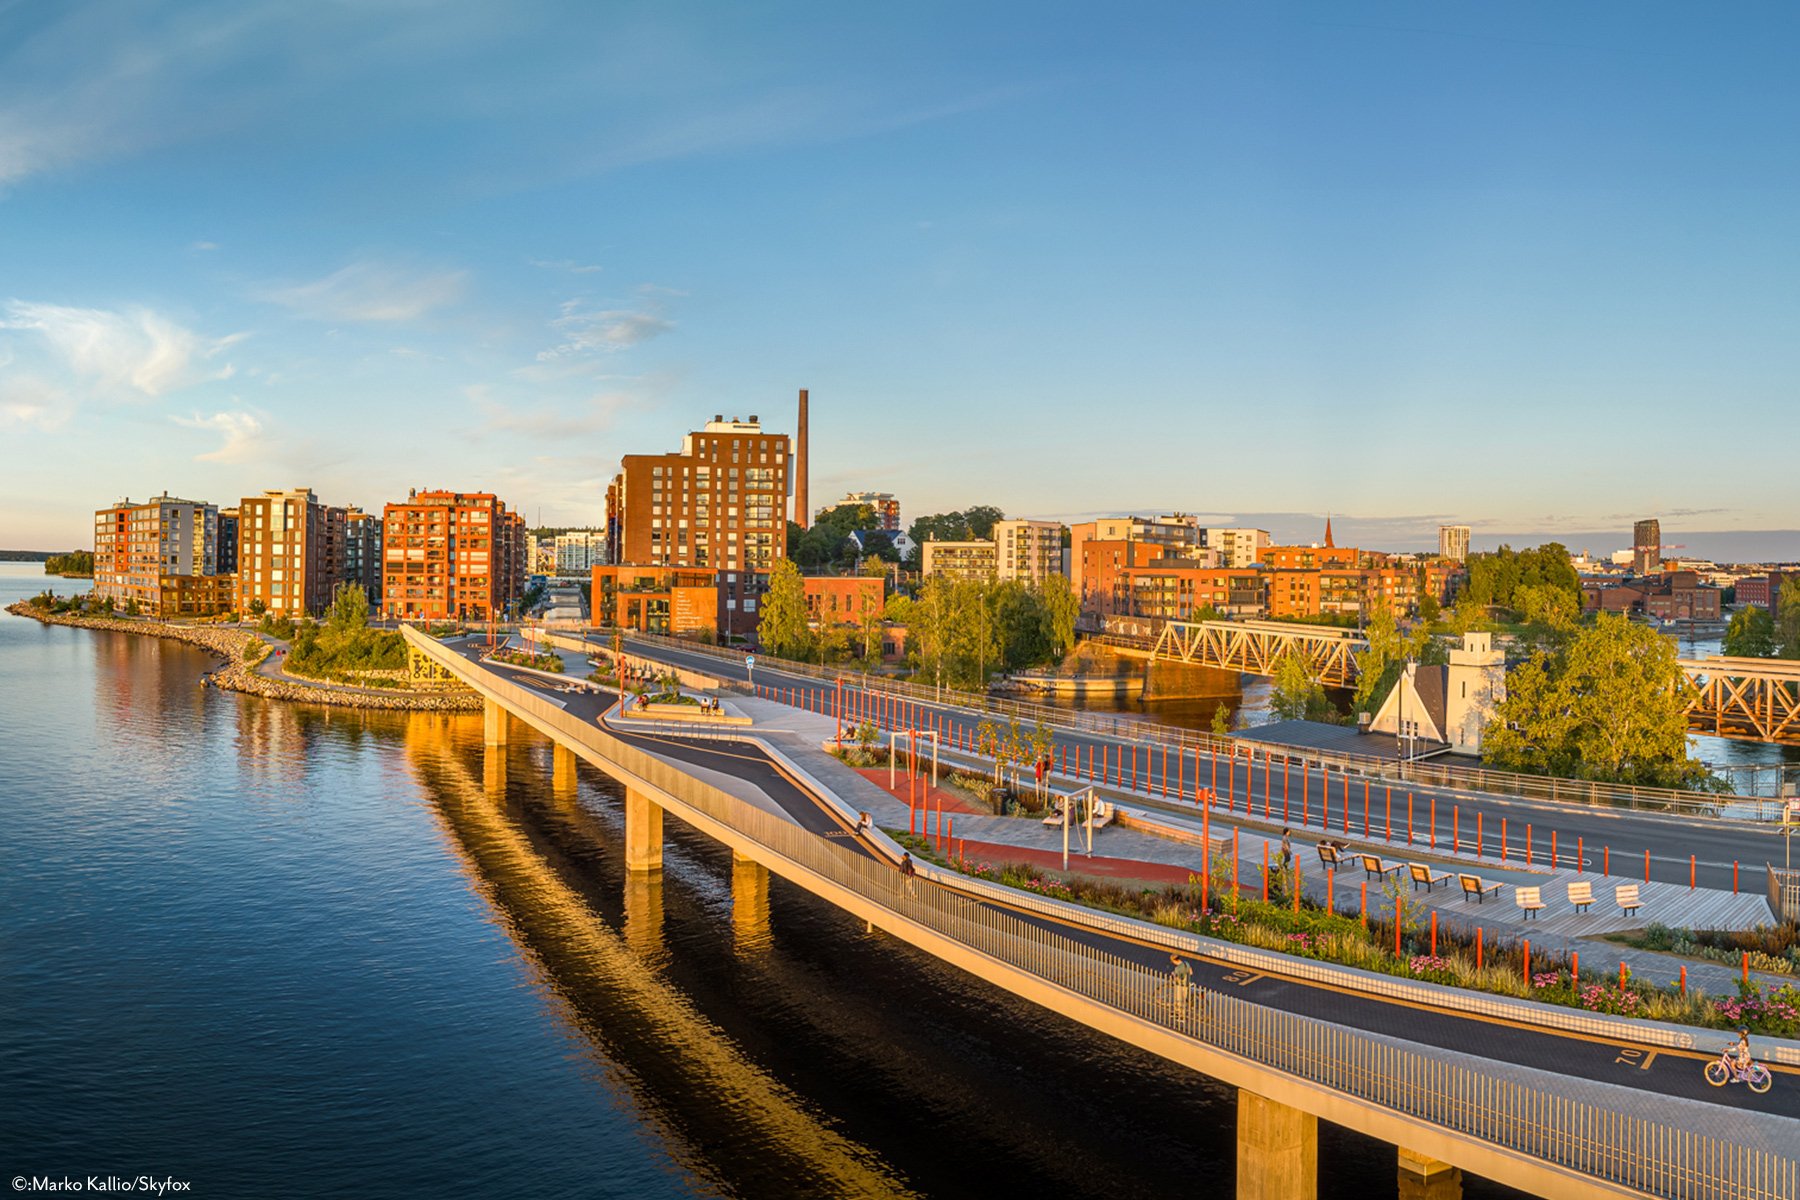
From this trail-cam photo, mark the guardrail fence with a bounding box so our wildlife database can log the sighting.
[1770,866,1800,926]
[607,628,1786,822]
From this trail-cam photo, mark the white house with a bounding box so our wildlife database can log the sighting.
[1368,631,1507,756]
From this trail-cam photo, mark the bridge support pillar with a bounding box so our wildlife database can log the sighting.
[552,744,578,798]
[1236,1089,1316,1200]
[1397,1148,1461,1200]
[732,852,770,949]
[625,788,663,873]
[483,698,509,748]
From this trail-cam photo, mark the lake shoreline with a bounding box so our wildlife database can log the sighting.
[5,602,481,712]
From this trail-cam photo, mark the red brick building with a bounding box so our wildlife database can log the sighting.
[381,489,526,622]
[803,575,885,626]
[606,415,790,639]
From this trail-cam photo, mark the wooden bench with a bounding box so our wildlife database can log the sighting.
[1567,881,1595,914]
[1360,854,1403,881]
[1458,873,1503,903]
[1515,886,1544,919]
[1408,863,1452,892]
[1614,884,1641,916]
[1316,841,1351,869]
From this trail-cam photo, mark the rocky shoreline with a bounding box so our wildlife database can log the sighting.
[6,602,482,712]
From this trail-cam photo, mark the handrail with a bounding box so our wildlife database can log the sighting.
[610,629,1787,822]
[408,626,1800,1200]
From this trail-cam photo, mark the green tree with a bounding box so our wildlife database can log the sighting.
[1352,604,1407,716]
[1777,578,1800,660]
[1269,650,1337,723]
[248,598,267,617]
[1482,613,1708,789]
[1210,703,1232,736]
[964,505,1004,540]
[328,583,370,632]
[1722,605,1776,658]
[756,559,812,659]
[1041,574,1079,661]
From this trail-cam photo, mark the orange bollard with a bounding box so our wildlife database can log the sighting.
[1386,788,1393,841]
[1360,881,1368,926]
[1551,830,1558,870]
[1526,823,1533,866]
[1523,939,1531,984]
[1690,856,1696,890]
[1603,845,1610,876]
[1679,966,1686,993]
[1618,961,1626,992]
[1363,780,1371,837]
[1430,797,1437,849]
[1407,794,1415,845]
[1501,817,1508,862]
[1326,867,1335,913]
[1734,861,1740,894]
[1572,952,1578,985]
[1577,835,1584,875]
[1743,952,1750,984]
[1476,927,1484,968]
[1233,829,1241,899]
[1395,895,1404,957]
[1452,805,1459,853]
[1430,911,1438,957]
[1262,842,1269,903]
[1292,859,1301,914]
[1477,812,1483,859]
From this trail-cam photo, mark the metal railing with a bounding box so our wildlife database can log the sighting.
[610,629,1787,822]
[408,628,1799,1200]
[1770,866,1800,926]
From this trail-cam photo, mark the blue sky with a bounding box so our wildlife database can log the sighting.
[3,1,1797,558]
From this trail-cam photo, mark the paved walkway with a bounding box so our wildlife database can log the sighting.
[723,693,1795,997]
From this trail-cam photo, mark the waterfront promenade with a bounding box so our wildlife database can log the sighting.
[413,627,1800,1200]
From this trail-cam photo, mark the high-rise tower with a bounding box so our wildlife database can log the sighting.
[794,388,810,529]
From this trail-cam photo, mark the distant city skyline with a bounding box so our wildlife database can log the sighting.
[3,3,1798,551]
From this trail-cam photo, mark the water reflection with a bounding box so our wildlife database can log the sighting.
[401,713,915,1199]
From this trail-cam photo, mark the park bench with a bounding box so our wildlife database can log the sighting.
[1316,840,1351,869]
[1615,884,1642,917]
[1514,886,1544,919]
[1408,863,1452,892]
[1567,880,1595,914]
[1359,854,1403,882]
[1458,873,1503,904]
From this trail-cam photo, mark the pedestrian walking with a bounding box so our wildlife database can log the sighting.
[1279,828,1294,872]
[899,852,918,898]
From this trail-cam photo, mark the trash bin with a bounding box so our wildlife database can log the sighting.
[990,786,1012,816]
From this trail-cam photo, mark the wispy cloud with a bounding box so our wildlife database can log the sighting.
[189,240,219,251]
[0,300,242,403]
[537,297,672,360]
[529,258,604,274]
[171,408,266,462]
[469,381,652,438]
[260,261,467,323]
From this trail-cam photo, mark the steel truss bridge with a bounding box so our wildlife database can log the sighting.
[1116,620,1800,746]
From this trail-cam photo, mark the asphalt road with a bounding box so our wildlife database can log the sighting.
[614,635,1796,895]
[445,636,1798,1123]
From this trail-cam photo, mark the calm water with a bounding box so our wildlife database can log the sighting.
[0,563,1524,1198]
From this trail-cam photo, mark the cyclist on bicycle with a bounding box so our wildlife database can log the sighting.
[1169,953,1193,989]
[1730,1028,1754,1078]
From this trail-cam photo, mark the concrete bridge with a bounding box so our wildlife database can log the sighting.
[1103,619,1800,746]
[402,626,1798,1200]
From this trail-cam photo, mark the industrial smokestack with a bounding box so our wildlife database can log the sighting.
[795,388,810,529]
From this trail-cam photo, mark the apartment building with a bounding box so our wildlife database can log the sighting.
[552,530,607,576]
[921,539,998,580]
[216,508,239,574]
[1201,527,1271,569]
[605,414,791,637]
[591,564,720,635]
[1438,524,1472,564]
[1118,565,1265,620]
[836,491,901,532]
[802,575,885,626]
[343,508,383,604]
[993,519,1065,584]
[380,489,526,622]
[92,494,232,617]
[1070,515,1212,597]
[235,489,342,617]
